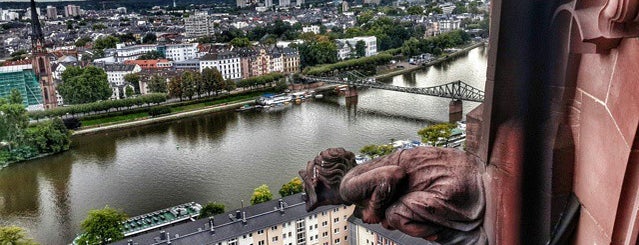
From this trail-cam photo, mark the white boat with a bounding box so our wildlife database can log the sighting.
[256,94,293,106]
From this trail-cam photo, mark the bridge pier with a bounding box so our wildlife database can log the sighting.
[345,86,358,98]
[449,99,463,123]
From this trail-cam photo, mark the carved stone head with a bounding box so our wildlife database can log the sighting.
[299,148,357,211]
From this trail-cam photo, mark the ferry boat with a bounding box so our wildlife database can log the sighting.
[72,202,202,244]
[256,93,293,106]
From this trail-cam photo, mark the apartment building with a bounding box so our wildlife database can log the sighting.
[45,6,57,19]
[348,216,432,245]
[335,36,377,60]
[113,193,354,245]
[250,48,271,77]
[162,43,200,62]
[94,63,141,99]
[124,59,173,70]
[185,12,216,38]
[199,52,242,80]
[64,4,81,17]
[111,43,200,63]
[281,48,300,74]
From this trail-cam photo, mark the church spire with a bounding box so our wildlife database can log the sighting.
[30,0,44,50]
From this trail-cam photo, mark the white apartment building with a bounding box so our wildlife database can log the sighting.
[46,6,57,19]
[95,64,142,99]
[163,43,200,62]
[270,53,283,73]
[438,19,462,33]
[111,43,200,62]
[64,4,81,17]
[302,25,320,34]
[199,52,242,80]
[335,36,377,60]
[185,12,216,38]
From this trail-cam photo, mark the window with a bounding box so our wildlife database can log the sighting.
[271,226,277,230]
[333,217,339,223]
[258,241,265,245]
[322,221,328,227]
[322,232,328,237]
[272,236,278,242]
[344,225,348,230]
[283,233,287,238]
[314,224,318,229]
[257,230,264,234]
[334,238,340,244]
[334,228,339,234]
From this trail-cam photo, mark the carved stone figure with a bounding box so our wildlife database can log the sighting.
[299,147,486,244]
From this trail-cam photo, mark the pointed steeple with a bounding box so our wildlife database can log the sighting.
[30,0,45,50]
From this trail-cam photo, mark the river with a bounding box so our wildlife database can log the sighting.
[0,47,487,244]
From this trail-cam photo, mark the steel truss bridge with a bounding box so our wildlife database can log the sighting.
[302,71,485,102]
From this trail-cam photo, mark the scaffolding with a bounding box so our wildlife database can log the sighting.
[0,67,43,107]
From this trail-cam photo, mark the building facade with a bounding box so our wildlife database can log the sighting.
[113,193,354,245]
[335,36,377,60]
[199,52,242,80]
[64,4,80,17]
[45,6,56,19]
[184,13,215,38]
[95,64,141,99]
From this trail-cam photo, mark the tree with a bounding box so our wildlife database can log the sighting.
[0,226,37,245]
[125,86,134,98]
[92,23,107,31]
[417,123,456,146]
[168,77,183,100]
[93,36,119,50]
[201,68,223,96]
[406,6,424,15]
[75,37,92,47]
[230,37,251,47]
[355,40,367,58]
[142,33,157,44]
[124,73,140,94]
[299,41,338,68]
[25,118,71,154]
[199,202,225,218]
[8,89,23,105]
[77,206,127,245]
[250,184,273,205]
[0,103,29,147]
[137,51,165,60]
[360,144,394,157]
[58,66,112,104]
[180,71,197,100]
[279,177,303,197]
[148,75,167,93]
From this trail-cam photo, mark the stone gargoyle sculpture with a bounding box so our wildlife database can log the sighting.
[299,147,486,244]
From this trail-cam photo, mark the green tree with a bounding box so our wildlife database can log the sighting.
[77,206,127,245]
[75,37,92,47]
[180,71,197,100]
[0,226,38,245]
[137,51,165,60]
[124,73,140,94]
[359,144,394,157]
[8,89,23,105]
[417,123,456,146]
[0,103,29,147]
[199,202,225,218]
[230,37,251,47]
[299,41,338,68]
[125,86,134,98]
[148,75,167,93]
[355,40,367,58]
[142,33,157,44]
[93,36,119,50]
[168,77,183,100]
[250,184,273,205]
[279,177,303,197]
[201,68,224,96]
[25,118,72,154]
[406,6,424,15]
[92,23,107,31]
[58,66,112,104]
